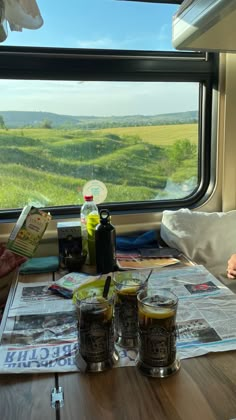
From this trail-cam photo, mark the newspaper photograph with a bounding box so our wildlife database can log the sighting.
[0,265,236,373]
[148,264,233,299]
[10,281,74,314]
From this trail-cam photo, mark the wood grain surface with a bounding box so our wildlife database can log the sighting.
[58,352,236,420]
[0,373,56,420]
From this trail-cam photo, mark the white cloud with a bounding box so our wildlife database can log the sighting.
[75,35,148,50]
[76,37,115,49]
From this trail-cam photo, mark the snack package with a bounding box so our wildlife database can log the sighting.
[6,205,51,258]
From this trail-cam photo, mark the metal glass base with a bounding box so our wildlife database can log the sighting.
[76,348,119,373]
[137,357,181,378]
[115,336,138,349]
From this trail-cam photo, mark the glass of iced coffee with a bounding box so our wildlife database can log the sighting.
[137,288,180,377]
[113,271,149,348]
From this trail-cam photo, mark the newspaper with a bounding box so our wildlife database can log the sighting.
[116,251,180,270]
[0,265,236,373]
[148,266,236,359]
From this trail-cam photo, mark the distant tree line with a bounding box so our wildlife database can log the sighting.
[0,112,198,130]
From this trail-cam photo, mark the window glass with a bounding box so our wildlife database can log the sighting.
[3,1,179,51]
[0,1,214,215]
[0,79,199,209]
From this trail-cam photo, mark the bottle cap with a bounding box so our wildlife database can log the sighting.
[84,195,93,201]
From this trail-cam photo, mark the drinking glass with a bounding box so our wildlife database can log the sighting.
[137,288,180,377]
[75,294,118,372]
[113,271,148,348]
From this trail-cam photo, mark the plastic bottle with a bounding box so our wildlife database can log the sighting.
[80,195,99,264]
[95,209,116,274]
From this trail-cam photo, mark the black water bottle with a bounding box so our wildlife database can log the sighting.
[95,209,116,274]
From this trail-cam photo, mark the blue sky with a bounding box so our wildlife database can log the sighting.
[0,1,198,117]
[4,1,178,50]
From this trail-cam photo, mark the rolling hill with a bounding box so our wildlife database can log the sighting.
[0,110,198,129]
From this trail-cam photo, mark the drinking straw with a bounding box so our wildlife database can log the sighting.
[103,275,112,298]
[145,269,153,285]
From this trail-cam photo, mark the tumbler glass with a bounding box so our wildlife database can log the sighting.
[75,294,118,372]
[113,271,148,348]
[137,288,180,378]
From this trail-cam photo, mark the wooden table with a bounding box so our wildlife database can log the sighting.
[58,353,236,420]
[1,269,236,420]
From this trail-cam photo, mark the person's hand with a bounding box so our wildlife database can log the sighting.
[227,254,236,279]
[0,245,27,278]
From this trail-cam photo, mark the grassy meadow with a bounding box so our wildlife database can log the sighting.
[98,124,198,146]
[0,124,198,208]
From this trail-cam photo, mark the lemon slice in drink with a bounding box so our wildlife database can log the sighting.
[139,302,175,319]
[73,277,114,302]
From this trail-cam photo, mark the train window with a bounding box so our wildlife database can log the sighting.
[3,1,179,51]
[0,1,217,218]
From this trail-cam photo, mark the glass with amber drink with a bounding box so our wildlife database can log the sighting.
[137,288,180,377]
[113,271,148,348]
[75,286,118,372]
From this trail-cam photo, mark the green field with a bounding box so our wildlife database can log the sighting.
[0,124,198,208]
[97,124,198,146]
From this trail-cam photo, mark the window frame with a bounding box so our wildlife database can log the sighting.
[0,46,219,220]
